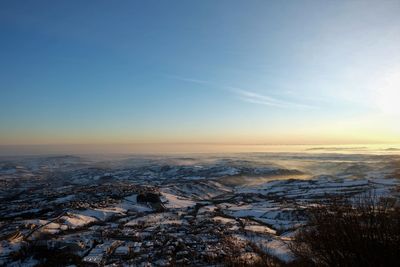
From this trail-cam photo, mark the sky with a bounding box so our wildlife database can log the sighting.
[1,0,400,153]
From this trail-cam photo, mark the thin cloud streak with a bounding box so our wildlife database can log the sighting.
[168,75,317,110]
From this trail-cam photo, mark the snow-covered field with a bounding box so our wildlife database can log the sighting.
[0,152,399,266]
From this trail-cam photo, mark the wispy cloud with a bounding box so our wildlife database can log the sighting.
[167,75,316,110]
[227,87,315,109]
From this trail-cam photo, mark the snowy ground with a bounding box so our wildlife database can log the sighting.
[0,153,399,266]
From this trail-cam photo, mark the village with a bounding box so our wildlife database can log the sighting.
[1,154,399,266]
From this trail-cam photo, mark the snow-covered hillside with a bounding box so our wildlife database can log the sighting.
[0,153,399,266]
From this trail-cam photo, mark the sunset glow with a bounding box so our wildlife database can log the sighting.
[1,0,399,154]
[1,2,400,265]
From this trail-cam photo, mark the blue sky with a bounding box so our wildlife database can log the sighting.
[1,0,400,149]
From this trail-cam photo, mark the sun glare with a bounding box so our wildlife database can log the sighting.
[376,72,400,115]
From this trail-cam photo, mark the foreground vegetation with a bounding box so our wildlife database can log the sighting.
[289,194,400,267]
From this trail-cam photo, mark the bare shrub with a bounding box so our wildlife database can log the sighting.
[290,195,400,266]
